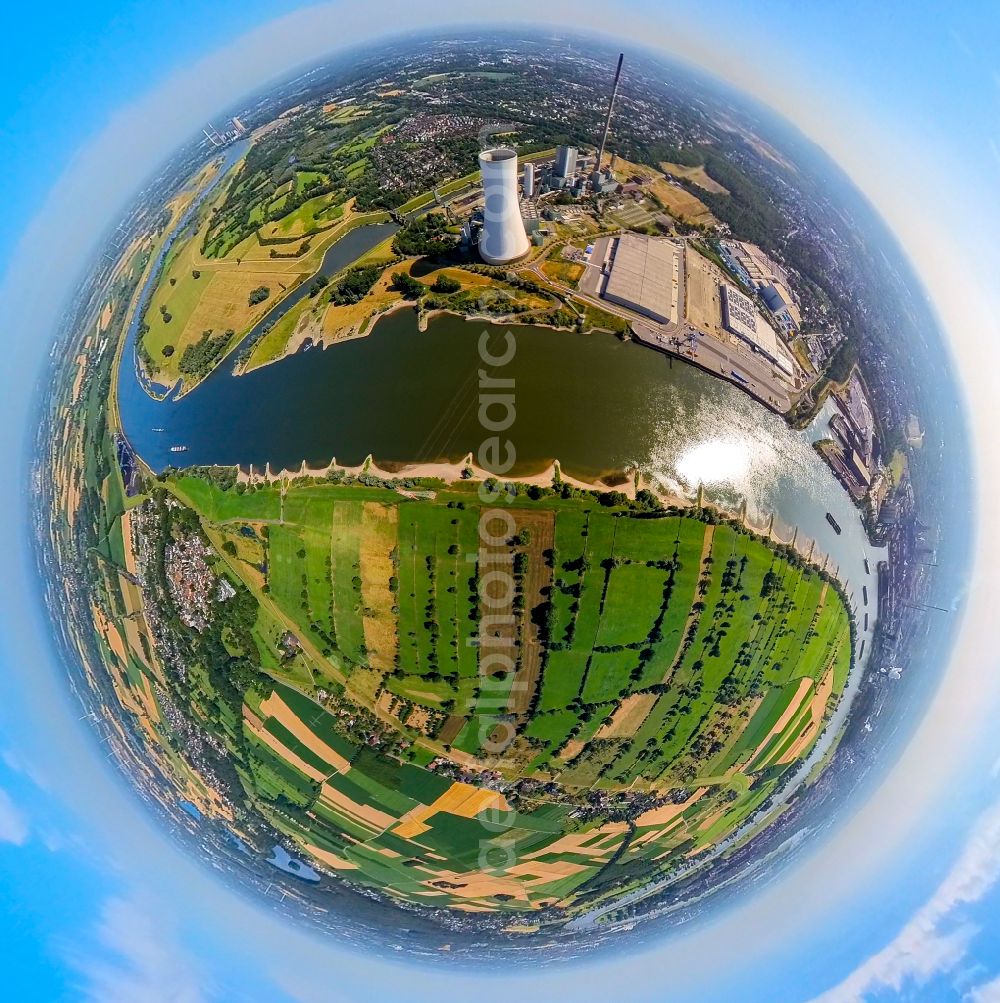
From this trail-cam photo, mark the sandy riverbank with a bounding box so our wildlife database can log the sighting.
[262,296,581,374]
[232,454,833,575]
[236,453,635,497]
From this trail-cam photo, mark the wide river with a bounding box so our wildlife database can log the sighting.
[117,201,881,712]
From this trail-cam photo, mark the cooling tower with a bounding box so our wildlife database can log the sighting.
[478,148,530,265]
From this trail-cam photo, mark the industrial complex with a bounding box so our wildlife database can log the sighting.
[472,54,625,265]
[471,137,617,264]
[720,284,795,376]
[200,116,248,148]
[435,50,806,417]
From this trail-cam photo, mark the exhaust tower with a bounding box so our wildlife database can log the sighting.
[593,53,624,187]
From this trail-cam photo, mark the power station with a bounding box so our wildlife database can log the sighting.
[478,147,530,265]
[473,53,625,263]
[554,145,578,179]
[201,117,248,148]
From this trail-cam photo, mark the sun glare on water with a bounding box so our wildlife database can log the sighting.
[676,438,753,488]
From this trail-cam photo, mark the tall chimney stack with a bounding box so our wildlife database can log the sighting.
[595,53,624,181]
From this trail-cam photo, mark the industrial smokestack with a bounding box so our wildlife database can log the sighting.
[595,53,624,178]
[478,148,530,265]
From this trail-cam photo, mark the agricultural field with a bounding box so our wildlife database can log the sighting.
[48,330,240,826]
[137,101,408,391]
[139,193,313,390]
[150,471,852,915]
[659,161,731,195]
[44,33,903,941]
[613,157,717,227]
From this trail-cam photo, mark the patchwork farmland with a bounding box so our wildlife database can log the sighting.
[150,472,853,915]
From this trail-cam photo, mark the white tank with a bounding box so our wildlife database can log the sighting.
[523,162,535,198]
[478,148,530,265]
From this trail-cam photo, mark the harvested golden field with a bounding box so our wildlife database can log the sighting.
[141,219,310,387]
[616,158,717,226]
[359,502,399,671]
[595,692,657,739]
[746,676,813,766]
[659,161,730,195]
[99,300,115,331]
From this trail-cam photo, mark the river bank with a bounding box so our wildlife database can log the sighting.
[232,451,839,577]
[259,294,584,371]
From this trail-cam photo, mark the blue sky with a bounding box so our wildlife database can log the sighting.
[3,2,1000,1001]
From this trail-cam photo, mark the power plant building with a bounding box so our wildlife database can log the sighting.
[522,162,535,198]
[554,145,578,179]
[478,148,531,265]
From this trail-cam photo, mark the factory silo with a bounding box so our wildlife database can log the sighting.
[478,147,530,265]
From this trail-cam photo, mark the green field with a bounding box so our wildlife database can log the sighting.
[149,471,853,914]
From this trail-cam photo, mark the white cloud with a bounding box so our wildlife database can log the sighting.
[968,976,1000,1003]
[812,802,1000,1002]
[2,748,51,791]
[0,786,29,845]
[71,895,207,1003]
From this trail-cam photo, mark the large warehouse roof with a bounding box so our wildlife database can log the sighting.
[603,236,680,324]
[721,284,794,376]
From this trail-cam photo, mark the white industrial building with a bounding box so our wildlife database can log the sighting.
[721,284,795,376]
[522,161,535,198]
[718,240,801,336]
[720,240,789,289]
[478,147,531,265]
[603,235,680,324]
[554,145,578,179]
[760,281,801,332]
